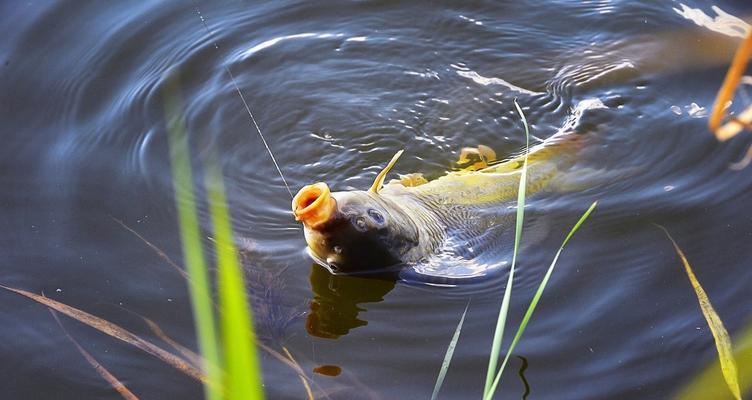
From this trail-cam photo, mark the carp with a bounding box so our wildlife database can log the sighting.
[292,130,587,274]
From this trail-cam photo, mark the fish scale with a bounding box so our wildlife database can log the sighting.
[293,129,587,274]
[377,130,585,267]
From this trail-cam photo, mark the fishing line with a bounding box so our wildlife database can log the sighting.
[193,4,294,199]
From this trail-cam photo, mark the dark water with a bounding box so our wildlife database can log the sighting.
[2,1,752,399]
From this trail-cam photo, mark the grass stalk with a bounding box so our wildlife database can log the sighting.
[282,346,315,400]
[206,159,265,399]
[484,201,598,399]
[165,73,223,400]
[165,71,264,399]
[50,310,139,400]
[0,284,206,382]
[483,100,530,397]
[431,301,470,400]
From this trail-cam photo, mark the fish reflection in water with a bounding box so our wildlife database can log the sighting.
[313,364,343,377]
[306,264,396,338]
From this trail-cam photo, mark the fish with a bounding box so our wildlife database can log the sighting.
[292,130,588,274]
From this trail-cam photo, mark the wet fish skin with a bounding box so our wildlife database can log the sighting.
[293,130,586,273]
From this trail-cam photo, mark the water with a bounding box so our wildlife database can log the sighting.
[2,1,752,398]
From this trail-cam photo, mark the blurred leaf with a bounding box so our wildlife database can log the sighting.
[206,159,265,400]
[164,72,223,400]
[675,320,752,400]
[709,30,752,140]
[658,226,741,400]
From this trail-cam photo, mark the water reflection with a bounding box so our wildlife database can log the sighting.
[305,264,396,339]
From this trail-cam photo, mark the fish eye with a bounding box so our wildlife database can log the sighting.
[368,209,385,224]
[354,216,368,231]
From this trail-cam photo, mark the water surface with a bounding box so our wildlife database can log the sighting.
[2,1,752,398]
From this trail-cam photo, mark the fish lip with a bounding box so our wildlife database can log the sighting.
[292,182,337,228]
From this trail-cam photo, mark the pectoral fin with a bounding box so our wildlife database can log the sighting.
[398,173,428,187]
[454,145,497,171]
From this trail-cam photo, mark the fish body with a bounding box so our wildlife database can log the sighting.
[293,130,586,274]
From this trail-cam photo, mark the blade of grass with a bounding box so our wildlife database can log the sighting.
[0,285,206,383]
[114,214,314,385]
[431,301,470,400]
[205,158,265,400]
[113,220,315,392]
[657,225,741,400]
[485,201,598,399]
[113,301,205,370]
[111,216,189,280]
[140,316,204,369]
[3,285,306,395]
[50,309,139,400]
[255,341,314,384]
[164,72,222,400]
[134,306,317,396]
[484,99,530,397]
[282,346,315,400]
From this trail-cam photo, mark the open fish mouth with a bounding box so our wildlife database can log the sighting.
[292,182,336,228]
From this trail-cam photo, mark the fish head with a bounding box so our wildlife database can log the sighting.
[292,182,418,273]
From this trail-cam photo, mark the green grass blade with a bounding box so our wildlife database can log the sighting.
[164,73,222,400]
[658,226,741,400]
[431,301,470,400]
[206,159,265,400]
[485,201,598,399]
[484,100,530,397]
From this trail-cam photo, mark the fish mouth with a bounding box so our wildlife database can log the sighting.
[292,182,337,229]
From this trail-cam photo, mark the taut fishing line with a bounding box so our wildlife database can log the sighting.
[193,4,294,199]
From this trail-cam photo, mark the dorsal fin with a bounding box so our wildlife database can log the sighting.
[369,150,404,193]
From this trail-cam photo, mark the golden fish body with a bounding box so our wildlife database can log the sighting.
[293,130,585,273]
